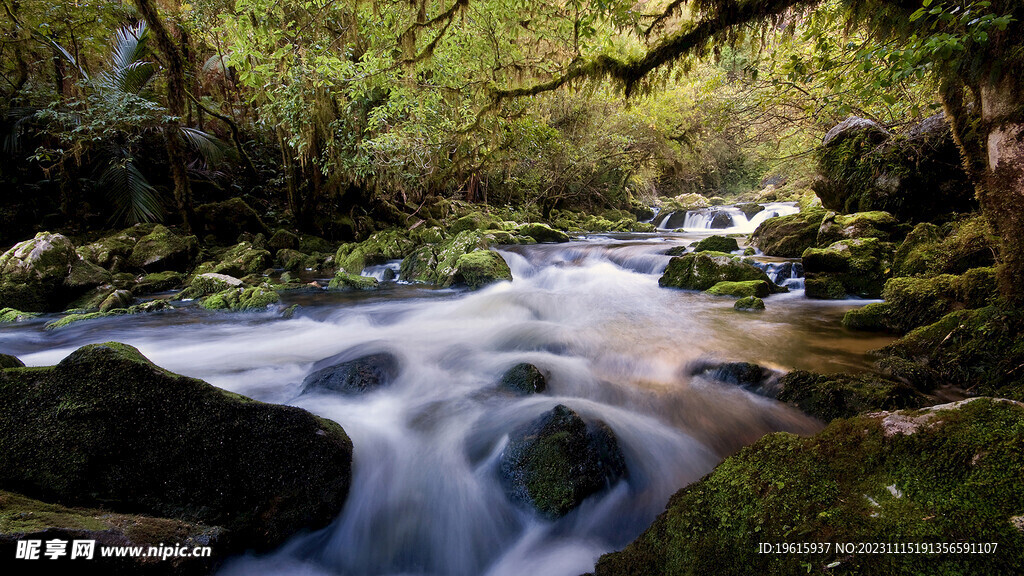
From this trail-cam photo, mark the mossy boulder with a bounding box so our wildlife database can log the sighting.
[301,351,400,395]
[816,210,899,246]
[0,343,353,551]
[76,224,155,272]
[660,252,777,292]
[0,355,24,369]
[693,235,739,253]
[328,271,379,291]
[44,300,171,330]
[127,225,199,273]
[892,216,996,277]
[734,296,765,311]
[500,405,627,519]
[453,250,512,289]
[449,212,502,234]
[134,271,185,294]
[777,370,927,421]
[594,398,1024,576]
[802,237,894,299]
[498,363,547,395]
[399,230,503,286]
[749,208,827,257]
[705,280,774,298]
[517,223,570,243]
[842,268,997,333]
[180,273,244,300]
[812,114,976,221]
[880,305,1024,400]
[661,193,710,212]
[0,232,110,312]
[194,198,268,244]
[267,229,300,253]
[0,490,223,574]
[276,248,311,272]
[200,285,279,311]
[195,241,272,278]
[335,230,417,274]
[0,307,38,323]
[99,289,133,313]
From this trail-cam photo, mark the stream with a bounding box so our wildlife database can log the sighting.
[0,228,894,576]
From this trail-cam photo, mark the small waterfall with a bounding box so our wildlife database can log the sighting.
[362,260,402,282]
[655,202,800,234]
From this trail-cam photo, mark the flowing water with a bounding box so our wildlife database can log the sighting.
[0,229,894,576]
[655,202,801,233]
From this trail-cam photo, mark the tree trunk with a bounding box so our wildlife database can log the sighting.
[977,74,1024,304]
[133,0,194,231]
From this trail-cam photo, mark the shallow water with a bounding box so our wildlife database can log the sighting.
[0,232,892,576]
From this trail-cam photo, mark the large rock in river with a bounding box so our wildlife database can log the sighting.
[659,252,778,292]
[127,225,199,273]
[749,208,827,257]
[500,404,627,519]
[0,343,352,551]
[593,398,1024,576]
[802,237,894,299]
[302,350,401,394]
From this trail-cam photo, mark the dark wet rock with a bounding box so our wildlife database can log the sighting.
[815,210,899,246]
[127,225,199,273]
[693,235,739,253]
[268,229,300,253]
[690,361,779,396]
[301,351,401,395]
[0,343,353,552]
[195,241,272,278]
[500,404,627,519]
[0,354,24,369]
[750,209,827,258]
[498,363,547,395]
[708,212,734,229]
[594,398,1024,576]
[813,114,975,221]
[194,198,268,244]
[736,203,765,220]
[777,370,926,421]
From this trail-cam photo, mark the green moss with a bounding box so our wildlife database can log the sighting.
[454,250,513,289]
[660,252,777,292]
[518,223,570,243]
[816,210,898,246]
[0,355,24,369]
[595,399,1024,576]
[0,343,352,550]
[892,216,996,277]
[44,300,170,329]
[750,208,827,257]
[734,296,765,311]
[802,238,895,299]
[276,248,311,272]
[706,280,772,298]
[328,272,379,291]
[335,229,417,274]
[200,285,280,311]
[450,212,502,234]
[0,307,38,323]
[777,370,927,421]
[179,273,243,300]
[135,271,184,294]
[842,302,891,331]
[267,229,300,253]
[127,225,199,273]
[693,235,739,253]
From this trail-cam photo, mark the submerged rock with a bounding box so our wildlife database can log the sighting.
[498,363,547,395]
[0,343,353,551]
[328,271,379,291]
[594,398,1024,575]
[301,351,401,395]
[690,361,778,396]
[500,404,627,519]
[453,250,512,289]
[659,252,778,292]
[734,296,765,311]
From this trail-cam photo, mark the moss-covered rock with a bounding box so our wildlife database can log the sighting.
[659,252,777,292]
[328,271,379,291]
[734,296,765,311]
[194,198,268,244]
[749,208,827,257]
[267,229,300,253]
[518,223,570,243]
[705,280,774,298]
[179,273,244,300]
[194,241,272,278]
[0,307,38,323]
[802,237,894,299]
[690,360,777,394]
[0,343,352,551]
[892,216,996,278]
[127,225,199,273]
[0,355,24,369]
[500,405,627,519]
[693,235,739,253]
[777,370,927,421]
[133,271,185,295]
[276,248,311,272]
[44,300,171,330]
[453,250,512,289]
[200,285,280,311]
[880,306,1024,400]
[498,363,547,395]
[76,225,155,272]
[335,230,417,274]
[399,230,505,286]
[816,210,899,246]
[661,193,710,212]
[0,490,223,574]
[99,289,133,313]
[301,351,400,395]
[736,203,765,220]
[594,398,1024,576]
[812,114,976,221]
[0,232,111,312]
[843,268,997,333]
